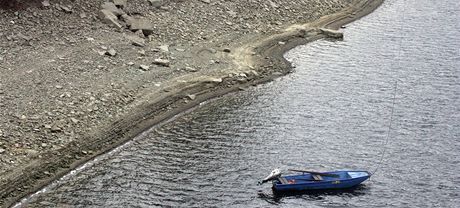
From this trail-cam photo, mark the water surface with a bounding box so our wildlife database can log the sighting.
[20,0,460,207]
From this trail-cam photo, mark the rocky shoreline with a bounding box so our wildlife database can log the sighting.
[0,0,383,207]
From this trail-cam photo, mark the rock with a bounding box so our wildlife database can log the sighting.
[268,0,278,8]
[319,28,344,39]
[42,0,50,7]
[101,2,124,16]
[205,77,223,83]
[60,5,72,13]
[134,30,145,38]
[126,35,145,47]
[51,126,62,132]
[0,148,5,154]
[105,48,117,56]
[79,12,87,19]
[112,0,127,8]
[152,59,170,67]
[184,67,198,72]
[99,9,122,29]
[120,14,135,26]
[70,118,79,124]
[130,19,154,36]
[223,48,231,53]
[127,62,135,66]
[158,45,169,52]
[138,50,146,56]
[187,94,196,100]
[200,0,211,4]
[148,0,165,8]
[139,65,150,71]
[248,70,259,76]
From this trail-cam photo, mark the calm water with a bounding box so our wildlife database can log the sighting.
[18,0,460,207]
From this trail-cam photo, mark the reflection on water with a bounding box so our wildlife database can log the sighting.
[19,0,460,207]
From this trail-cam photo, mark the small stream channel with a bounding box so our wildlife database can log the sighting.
[17,0,460,207]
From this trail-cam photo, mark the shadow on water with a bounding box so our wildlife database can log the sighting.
[257,184,369,204]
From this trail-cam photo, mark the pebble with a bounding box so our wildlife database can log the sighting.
[70,118,79,124]
[42,0,50,7]
[60,5,73,13]
[105,49,117,57]
[187,94,196,100]
[152,58,170,67]
[158,45,169,52]
[139,65,150,71]
[184,67,198,72]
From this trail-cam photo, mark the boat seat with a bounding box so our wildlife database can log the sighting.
[312,174,323,181]
[278,177,289,184]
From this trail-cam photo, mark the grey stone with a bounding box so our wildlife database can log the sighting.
[187,94,196,100]
[0,148,5,154]
[130,19,154,36]
[112,0,127,8]
[101,2,124,16]
[148,0,165,8]
[139,65,150,71]
[105,48,117,56]
[126,35,145,47]
[184,67,198,72]
[205,77,223,83]
[42,0,50,7]
[60,5,72,13]
[120,14,135,26]
[158,45,169,52]
[152,59,170,67]
[99,9,122,29]
[51,126,62,132]
[319,28,344,39]
[70,118,79,124]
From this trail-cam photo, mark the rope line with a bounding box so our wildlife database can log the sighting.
[372,81,397,175]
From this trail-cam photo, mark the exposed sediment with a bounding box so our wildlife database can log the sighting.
[0,0,383,207]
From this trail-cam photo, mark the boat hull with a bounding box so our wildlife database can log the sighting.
[272,171,371,193]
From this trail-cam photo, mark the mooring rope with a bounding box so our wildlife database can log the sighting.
[370,0,408,177]
[371,80,397,176]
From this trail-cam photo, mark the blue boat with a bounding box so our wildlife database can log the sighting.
[261,169,371,193]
